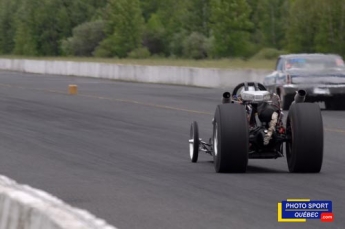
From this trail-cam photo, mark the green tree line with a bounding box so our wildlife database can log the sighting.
[0,0,344,59]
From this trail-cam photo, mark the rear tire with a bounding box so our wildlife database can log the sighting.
[189,121,199,163]
[282,94,294,110]
[213,104,248,173]
[286,103,324,173]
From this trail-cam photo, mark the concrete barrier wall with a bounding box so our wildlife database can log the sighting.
[0,59,271,88]
[0,175,117,229]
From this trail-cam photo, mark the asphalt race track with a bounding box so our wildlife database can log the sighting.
[0,70,344,229]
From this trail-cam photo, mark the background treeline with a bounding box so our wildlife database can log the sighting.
[0,0,344,59]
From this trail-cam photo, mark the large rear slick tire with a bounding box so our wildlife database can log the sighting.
[286,103,324,173]
[213,104,248,173]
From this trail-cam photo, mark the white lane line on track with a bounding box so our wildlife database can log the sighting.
[1,83,345,134]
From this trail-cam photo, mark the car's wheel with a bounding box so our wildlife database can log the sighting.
[189,121,199,163]
[212,104,248,173]
[286,103,323,173]
[282,94,294,110]
[325,98,345,110]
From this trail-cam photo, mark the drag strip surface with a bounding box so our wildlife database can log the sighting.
[0,71,344,229]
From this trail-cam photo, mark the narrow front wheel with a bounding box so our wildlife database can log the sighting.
[189,121,199,163]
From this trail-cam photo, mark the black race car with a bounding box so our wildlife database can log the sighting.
[189,82,324,173]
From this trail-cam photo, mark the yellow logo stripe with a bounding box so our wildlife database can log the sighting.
[286,199,310,202]
[277,203,306,222]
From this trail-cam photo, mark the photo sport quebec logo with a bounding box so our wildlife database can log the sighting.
[277,199,334,223]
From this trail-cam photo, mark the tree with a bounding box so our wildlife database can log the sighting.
[96,0,144,58]
[157,0,190,56]
[210,0,253,57]
[13,0,39,55]
[285,0,319,53]
[247,0,287,49]
[183,0,211,36]
[313,0,345,55]
[182,32,211,59]
[12,0,100,56]
[142,13,165,55]
[140,0,160,21]
[61,20,106,56]
[0,0,22,54]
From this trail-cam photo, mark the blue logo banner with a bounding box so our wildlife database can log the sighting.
[281,200,332,219]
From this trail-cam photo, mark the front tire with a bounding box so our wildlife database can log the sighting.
[189,121,199,163]
[286,103,324,173]
[213,104,248,173]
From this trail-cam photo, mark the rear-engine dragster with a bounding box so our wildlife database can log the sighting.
[189,82,324,173]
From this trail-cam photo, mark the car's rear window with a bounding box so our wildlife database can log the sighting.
[285,56,345,70]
